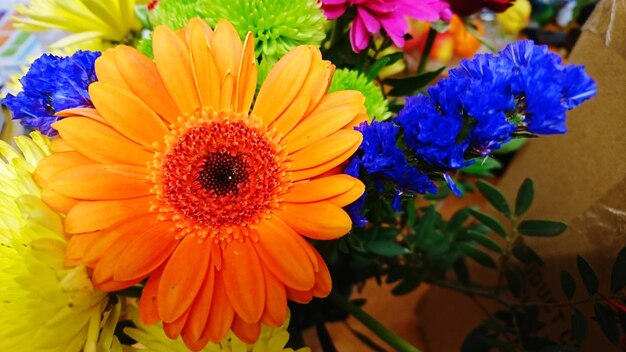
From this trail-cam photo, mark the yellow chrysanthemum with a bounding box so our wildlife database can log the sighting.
[14,0,144,51]
[124,305,310,352]
[0,132,120,352]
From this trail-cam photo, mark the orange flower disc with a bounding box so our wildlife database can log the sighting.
[35,18,366,350]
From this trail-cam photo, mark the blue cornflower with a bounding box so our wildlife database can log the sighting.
[2,51,101,136]
[354,121,436,195]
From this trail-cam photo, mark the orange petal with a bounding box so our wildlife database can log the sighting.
[269,94,310,138]
[188,19,221,110]
[254,219,315,291]
[35,151,94,188]
[82,213,161,266]
[219,72,234,112]
[49,164,151,200]
[286,287,313,304]
[304,58,335,116]
[40,188,78,214]
[327,178,365,207]
[56,108,107,123]
[50,138,73,153]
[53,117,153,166]
[158,236,212,322]
[64,196,153,234]
[181,330,210,352]
[222,237,265,323]
[184,258,216,341]
[65,231,101,265]
[89,82,169,149]
[311,250,332,298]
[186,17,214,42]
[282,175,356,203]
[231,316,261,344]
[276,201,352,240]
[260,267,288,327]
[139,265,165,325]
[289,140,361,181]
[289,130,362,170]
[114,221,179,281]
[285,91,365,153]
[95,50,131,91]
[114,45,181,124]
[253,46,313,125]
[153,26,201,114]
[205,273,235,342]
[235,32,257,114]
[91,229,144,290]
[211,20,243,108]
[164,309,190,339]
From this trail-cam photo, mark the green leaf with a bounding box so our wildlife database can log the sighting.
[517,220,567,237]
[468,230,502,253]
[413,205,437,248]
[448,208,470,232]
[383,66,445,96]
[458,243,497,268]
[468,208,507,238]
[515,178,534,216]
[459,157,502,177]
[512,244,544,266]
[571,308,587,343]
[611,246,626,293]
[577,256,599,295]
[453,258,470,285]
[367,240,406,257]
[391,276,422,295]
[594,303,620,344]
[476,180,512,217]
[505,269,524,297]
[560,270,576,300]
[365,56,390,81]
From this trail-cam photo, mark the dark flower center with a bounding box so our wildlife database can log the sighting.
[198,152,249,195]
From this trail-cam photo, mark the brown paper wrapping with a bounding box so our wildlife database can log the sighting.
[415,0,626,349]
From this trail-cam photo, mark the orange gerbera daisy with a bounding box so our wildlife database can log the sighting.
[34,18,366,351]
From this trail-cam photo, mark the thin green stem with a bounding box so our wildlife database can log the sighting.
[329,291,422,352]
[417,28,437,74]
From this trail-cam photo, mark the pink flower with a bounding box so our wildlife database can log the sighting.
[320,0,452,52]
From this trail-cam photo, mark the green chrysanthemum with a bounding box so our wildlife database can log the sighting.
[0,133,120,352]
[149,0,327,59]
[328,68,391,121]
[125,305,309,352]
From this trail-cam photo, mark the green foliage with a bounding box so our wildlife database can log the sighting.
[459,157,502,177]
[382,67,445,96]
[560,270,576,300]
[611,246,626,293]
[570,308,587,343]
[468,208,507,238]
[476,180,512,218]
[576,256,599,295]
[518,220,567,237]
[515,178,534,216]
[594,303,620,344]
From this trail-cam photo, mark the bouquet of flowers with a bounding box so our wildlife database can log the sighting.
[1,0,603,351]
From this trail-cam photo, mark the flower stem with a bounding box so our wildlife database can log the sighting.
[417,28,438,74]
[328,291,423,352]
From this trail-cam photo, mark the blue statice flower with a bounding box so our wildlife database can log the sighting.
[353,121,436,195]
[499,40,596,134]
[2,51,101,136]
[398,40,596,176]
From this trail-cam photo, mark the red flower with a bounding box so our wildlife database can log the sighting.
[445,0,513,16]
